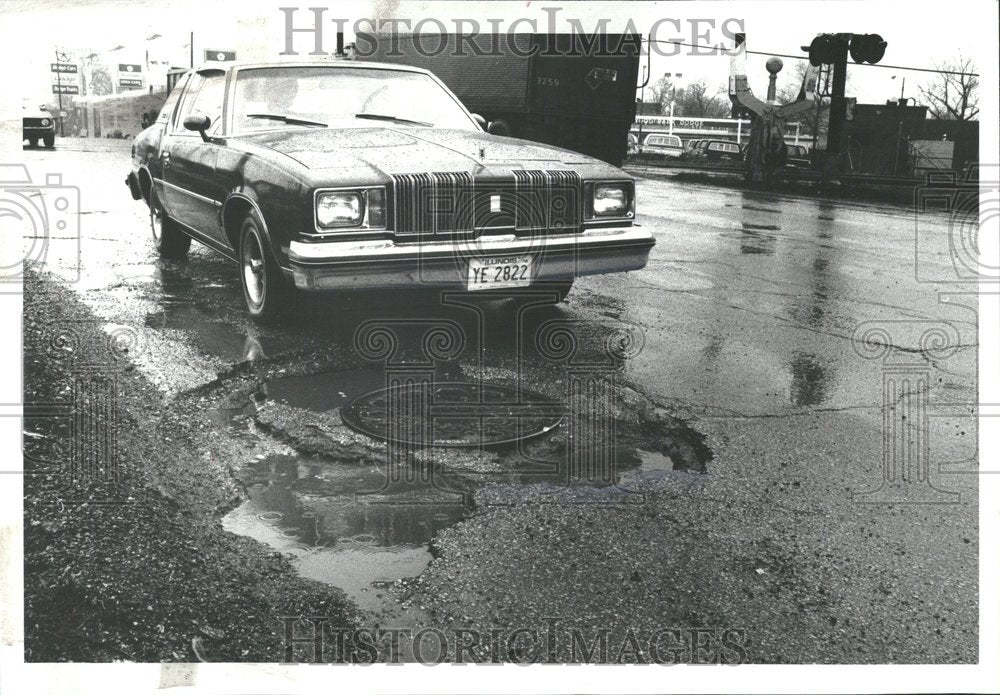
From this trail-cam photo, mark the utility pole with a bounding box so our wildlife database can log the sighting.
[54,49,65,136]
[824,34,850,183]
[190,32,194,68]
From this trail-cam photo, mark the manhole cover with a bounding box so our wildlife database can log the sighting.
[341,381,565,448]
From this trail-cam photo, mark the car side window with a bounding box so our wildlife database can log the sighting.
[157,74,189,126]
[172,72,226,135]
[172,73,203,132]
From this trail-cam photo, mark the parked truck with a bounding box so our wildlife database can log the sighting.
[363,33,642,167]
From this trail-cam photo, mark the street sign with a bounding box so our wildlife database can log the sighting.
[205,49,236,62]
[50,63,78,74]
[118,63,142,73]
[119,78,143,89]
[52,84,79,95]
[50,71,80,85]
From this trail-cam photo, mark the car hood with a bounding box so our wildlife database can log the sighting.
[235,127,622,180]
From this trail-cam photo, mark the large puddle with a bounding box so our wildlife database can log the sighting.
[219,368,712,612]
[145,303,285,364]
[222,453,465,612]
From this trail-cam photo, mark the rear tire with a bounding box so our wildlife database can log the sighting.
[149,188,191,259]
[239,212,289,323]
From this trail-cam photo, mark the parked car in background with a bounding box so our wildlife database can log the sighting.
[125,61,655,321]
[785,144,811,168]
[23,104,56,148]
[681,139,702,160]
[691,139,741,163]
[639,133,684,159]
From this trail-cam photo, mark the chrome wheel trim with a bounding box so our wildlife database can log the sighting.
[150,199,163,242]
[242,230,266,309]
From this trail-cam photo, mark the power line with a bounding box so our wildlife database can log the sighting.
[647,39,980,77]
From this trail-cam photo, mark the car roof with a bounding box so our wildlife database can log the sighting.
[191,60,431,76]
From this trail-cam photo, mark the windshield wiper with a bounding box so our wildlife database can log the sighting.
[355,113,432,127]
[245,113,327,127]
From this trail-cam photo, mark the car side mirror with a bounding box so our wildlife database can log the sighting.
[470,113,487,130]
[183,114,212,142]
[486,120,511,137]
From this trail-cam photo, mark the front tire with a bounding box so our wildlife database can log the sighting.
[239,213,289,322]
[43,134,55,149]
[149,188,190,258]
[28,138,38,148]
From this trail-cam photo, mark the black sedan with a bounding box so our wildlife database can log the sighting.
[126,61,654,321]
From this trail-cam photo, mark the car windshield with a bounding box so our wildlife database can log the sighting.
[232,66,476,132]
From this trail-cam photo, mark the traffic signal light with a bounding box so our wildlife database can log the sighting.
[849,33,887,64]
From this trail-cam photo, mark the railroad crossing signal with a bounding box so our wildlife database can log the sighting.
[799,33,887,184]
[849,34,887,64]
[805,33,887,66]
[805,34,842,66]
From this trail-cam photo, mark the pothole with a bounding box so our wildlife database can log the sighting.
[218,369,713,608]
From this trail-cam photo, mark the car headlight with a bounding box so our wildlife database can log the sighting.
[40,119,50,127]
[316,191,363,228]
[593,184,631,217]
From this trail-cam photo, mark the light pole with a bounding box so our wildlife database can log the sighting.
[664,72,682,134]
[637,63,647,146]
[54,49,64,135]
[891,74,905,102]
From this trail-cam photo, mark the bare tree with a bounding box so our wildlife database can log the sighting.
[647,77,730,118]
[648,75,676,115]
[918,57,979,120]
[674,80,730,119]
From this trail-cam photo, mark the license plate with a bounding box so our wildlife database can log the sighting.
[467,255,533,290]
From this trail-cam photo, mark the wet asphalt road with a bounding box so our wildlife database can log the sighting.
[15,136,978,662]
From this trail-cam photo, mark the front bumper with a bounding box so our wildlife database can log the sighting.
[288,227,655,291]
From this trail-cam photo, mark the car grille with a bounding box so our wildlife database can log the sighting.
[391,170,582,236]
[23,118,49,127]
